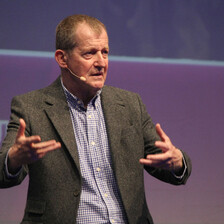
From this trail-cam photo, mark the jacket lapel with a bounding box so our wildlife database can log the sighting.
[42,77,81,172]
[101,86,143,213]
[101,86,131,172]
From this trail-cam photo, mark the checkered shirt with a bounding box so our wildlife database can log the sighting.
[62,84,128,224]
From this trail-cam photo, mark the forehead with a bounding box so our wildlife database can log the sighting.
[74,23,109,48]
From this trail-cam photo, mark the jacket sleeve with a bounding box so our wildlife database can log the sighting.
[136,94,192,185]
[0,96,29,188]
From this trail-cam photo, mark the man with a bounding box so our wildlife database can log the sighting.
[0,15,191,224]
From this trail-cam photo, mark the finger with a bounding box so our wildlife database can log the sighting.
[19,135,41,146]
[139,158,152,166]
[140,158,169,168]
[31,140,58,149]
[36,142,61,154]
[16,118,26,138]
[140,153,169,165]
[155,141,169,152]
[139,158,165,167]
[146,153,170,163]
[24,141,60,162]
[155,123,169,142]
[139,155,171,168]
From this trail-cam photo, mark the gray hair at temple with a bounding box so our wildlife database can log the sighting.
[55,14,107,52]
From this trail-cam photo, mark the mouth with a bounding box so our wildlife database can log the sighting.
[91,72,104,77]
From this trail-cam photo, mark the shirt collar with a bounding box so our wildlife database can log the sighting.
[60,77,102,111]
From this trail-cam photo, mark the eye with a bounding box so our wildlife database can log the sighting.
[102,49,109,57]
[83,51,95,59]
[85,51,93,56]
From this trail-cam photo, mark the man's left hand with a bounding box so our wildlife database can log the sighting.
[139,123,183,174]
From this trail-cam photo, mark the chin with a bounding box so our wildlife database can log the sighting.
[91,81,105,90]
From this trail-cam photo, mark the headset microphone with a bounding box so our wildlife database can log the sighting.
[66,67,86,82]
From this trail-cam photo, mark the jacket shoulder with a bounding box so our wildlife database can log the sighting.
[102,85,140,100]
[11,77,63,103]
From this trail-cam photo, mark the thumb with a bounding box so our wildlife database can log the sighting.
[16,118,26,138]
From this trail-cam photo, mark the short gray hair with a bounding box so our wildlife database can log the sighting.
[55,14,107,51]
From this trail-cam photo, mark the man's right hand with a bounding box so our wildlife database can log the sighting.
[8,118,61,174]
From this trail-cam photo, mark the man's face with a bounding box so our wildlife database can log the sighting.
[66,23,109,93]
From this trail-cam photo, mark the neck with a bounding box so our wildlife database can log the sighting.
[61,73,98,107]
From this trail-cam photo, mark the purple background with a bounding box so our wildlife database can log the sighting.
[0,0,224,223]
[0,54,224,224]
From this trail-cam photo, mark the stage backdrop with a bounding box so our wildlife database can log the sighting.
[0,1,224,224]
[0,52,224,224]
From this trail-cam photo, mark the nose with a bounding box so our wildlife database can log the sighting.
[94,52,106,68]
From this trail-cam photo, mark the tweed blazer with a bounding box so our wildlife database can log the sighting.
[0,77,191,224]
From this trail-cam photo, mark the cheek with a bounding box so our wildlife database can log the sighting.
[104,63,109,74]
[76,60,92,73]
[104,72,108,80]
[87,63,97,74]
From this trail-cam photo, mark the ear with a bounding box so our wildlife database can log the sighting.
[55,49,68,68]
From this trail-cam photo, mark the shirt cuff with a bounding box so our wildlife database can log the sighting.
[4,149,22,178]
[172,155,187,179]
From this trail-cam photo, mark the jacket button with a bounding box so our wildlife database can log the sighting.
[73,190,80,197]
